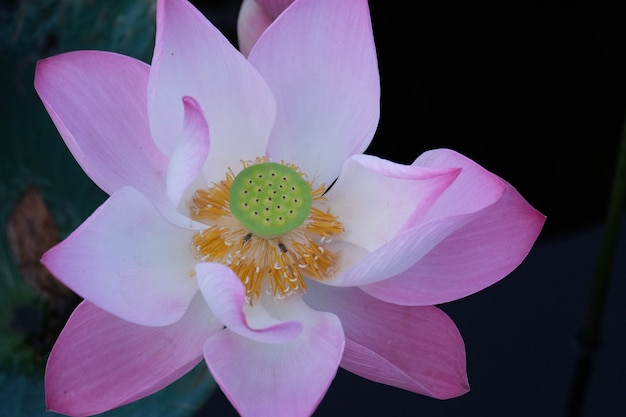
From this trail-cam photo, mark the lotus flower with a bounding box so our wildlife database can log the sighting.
[35,0,545,416]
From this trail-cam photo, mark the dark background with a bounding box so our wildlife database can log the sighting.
[191,1,626,416]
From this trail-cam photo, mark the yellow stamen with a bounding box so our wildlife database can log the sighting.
[190,159,343,299]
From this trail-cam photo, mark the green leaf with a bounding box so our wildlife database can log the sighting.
[0,1,216,416]
[0,0,159,372]
[0,362,215,417]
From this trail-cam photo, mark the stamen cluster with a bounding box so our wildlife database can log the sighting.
[190,159,343,299]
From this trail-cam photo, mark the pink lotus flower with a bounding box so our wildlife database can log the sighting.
[35,0,545,416]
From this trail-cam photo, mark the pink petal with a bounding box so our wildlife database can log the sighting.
[327,148,544,291]
[304,282,469,399]
[46,294,222,417]
[34,51,168,203]
[256,0,295,18]
[361,180,546,305]
[196,262,302,343]
[237,0,295,56]
[412,148,510,224]
[166,96,210,206]
[321,154,460,252]
[327,210,483,288]
[237,0,273,57]
[203,296,344,417]
[149,0,276,182]
[41,187,198,326]
[249,0,380,185]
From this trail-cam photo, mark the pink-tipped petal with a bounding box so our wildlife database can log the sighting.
[357,148,545,305]
[34,51,168,202]
[250,0,380,185]
[46,294,221,417]
[203,296,344,417]
[41,187,198,326]
[326,148,539,289]
[322,154,460,252]
[361,181,546,305]
[412,148,510,224]
[166,96,210,206]
[196,262,302,343]
[149,0,276,182]
[304,282,469,399]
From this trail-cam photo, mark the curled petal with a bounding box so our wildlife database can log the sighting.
[149,0,275,182]
[34,51,168,203]
[251,0,380,185]
[359,148,545,305]
[328,209,482,288]
[361,182,546,305]
[196,262,302,343]
[166,96,210,206]
[322,154,460,252]
[411,148,511,224]
[203,295,344,417]
[328,148,544,291]
[304,282,469,399]
[46,294,221,417]
[41,187,198,326]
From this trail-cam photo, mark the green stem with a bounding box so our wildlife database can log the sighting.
[580,114,626,351]
[564,110,626,416]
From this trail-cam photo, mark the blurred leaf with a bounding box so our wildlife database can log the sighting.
[0,362,214,417]
[0,1,217,416]
[6,187,81,359]
[0,0,157,233]
[6,187,62,297]
[0,0,158,371]
[0,0,157,58]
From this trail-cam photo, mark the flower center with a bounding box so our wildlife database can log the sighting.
[190,159,343,300]
[229,162,312,238]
